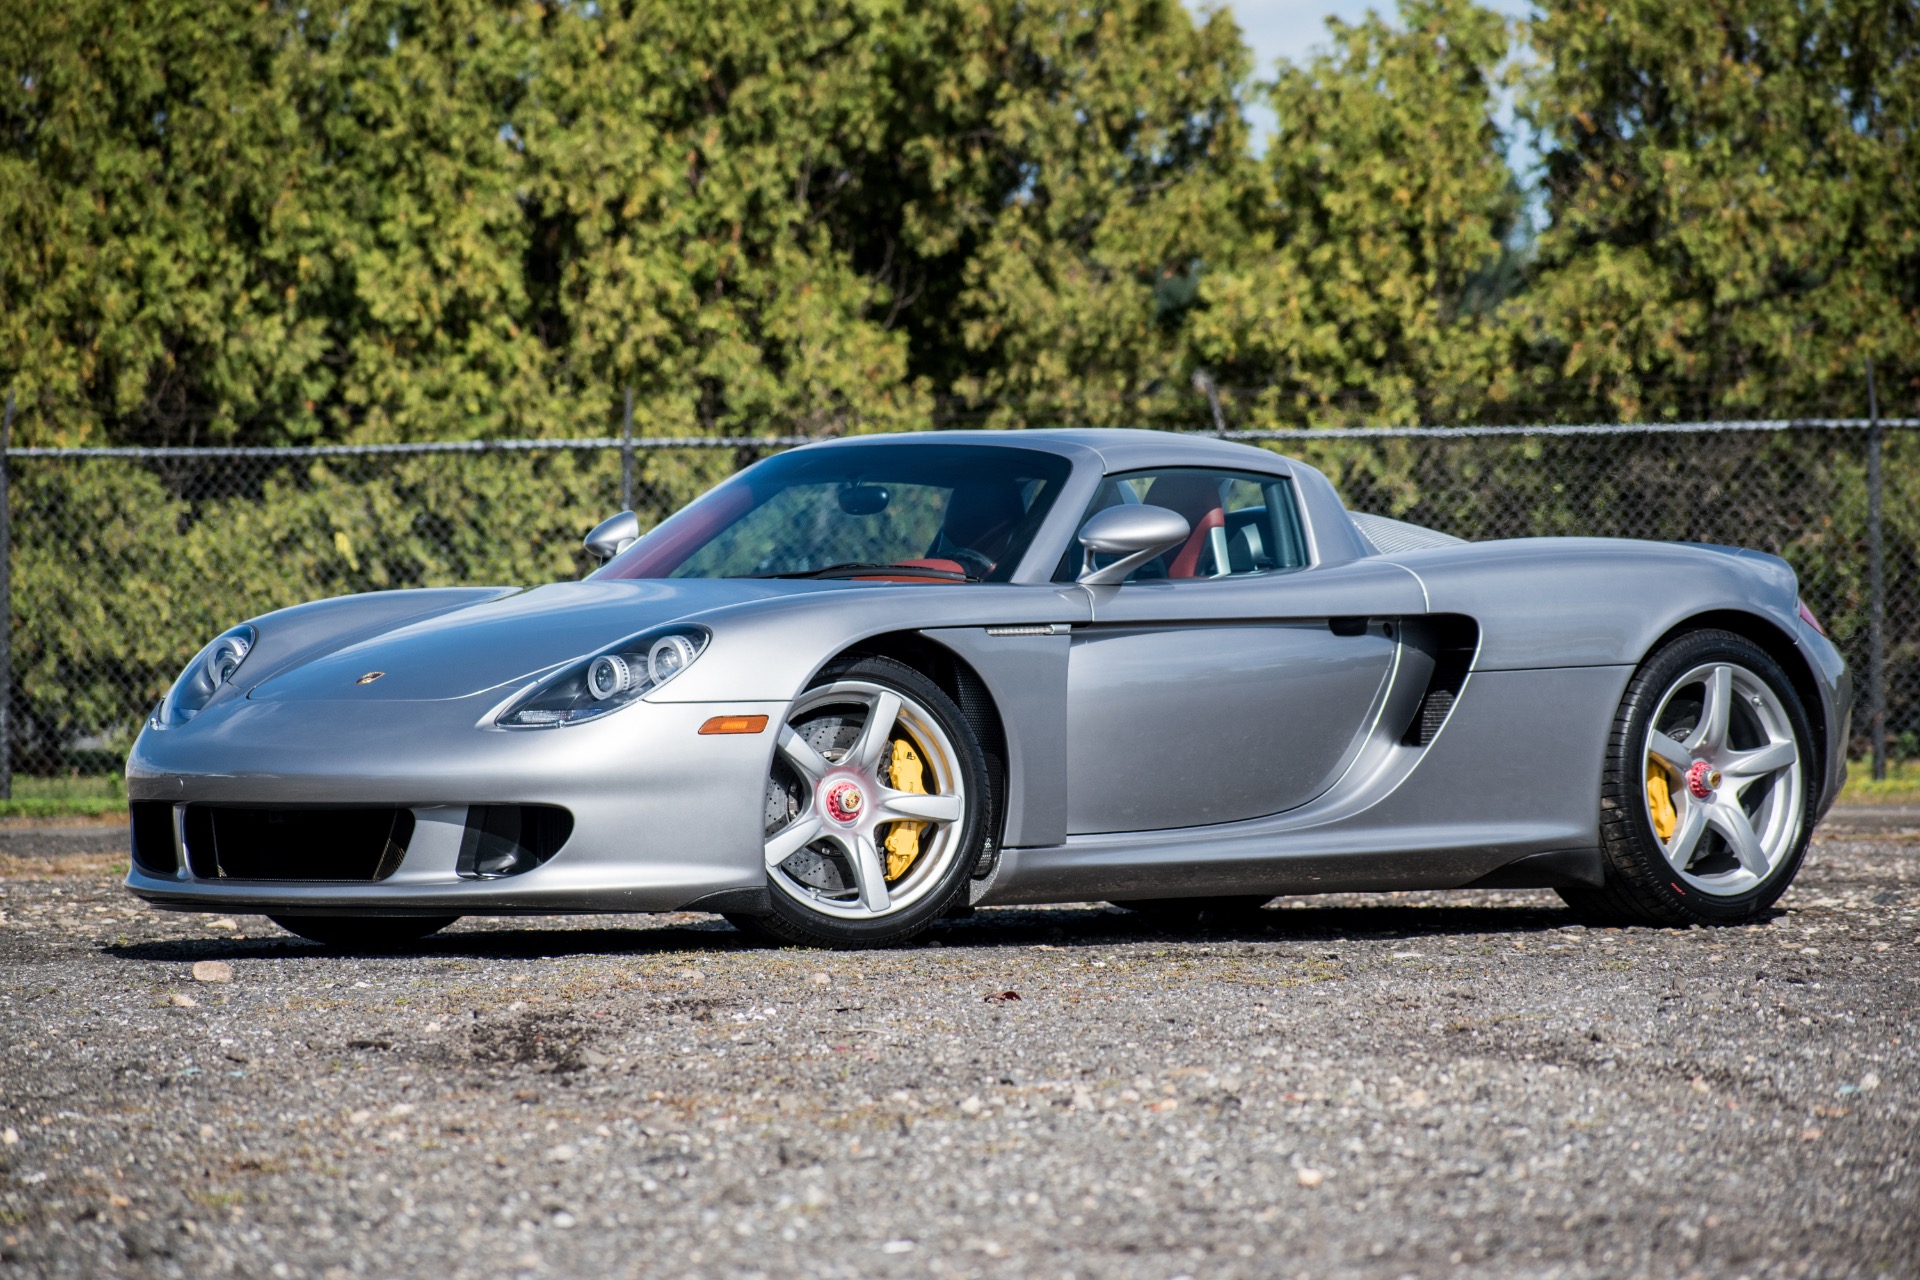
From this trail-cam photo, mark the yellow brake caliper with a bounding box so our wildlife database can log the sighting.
[884,737,929,880]
[1646,759,1678,841]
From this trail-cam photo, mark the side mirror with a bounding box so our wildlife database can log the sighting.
[583,511,642,561]
[1076,504,1190,586]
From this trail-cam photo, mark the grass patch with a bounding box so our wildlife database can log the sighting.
[1837,758,1920,806]
[4,756,1918,821]
[0,773,128,819]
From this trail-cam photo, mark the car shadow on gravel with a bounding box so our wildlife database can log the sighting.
[937,901,1597,947]
[96,898,1705,964]
[102,919,756,963]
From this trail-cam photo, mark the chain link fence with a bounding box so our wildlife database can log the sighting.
[3,421,1914,784]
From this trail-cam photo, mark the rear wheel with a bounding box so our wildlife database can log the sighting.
[1560,629,1814,926]
[727,656,990,949]
[268,915,459,948]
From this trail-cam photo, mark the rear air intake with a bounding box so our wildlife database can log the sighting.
[180,806,415,881]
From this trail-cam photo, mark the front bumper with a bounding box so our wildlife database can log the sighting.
[123,694,784,915]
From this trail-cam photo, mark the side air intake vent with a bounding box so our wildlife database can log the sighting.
[1411,688,1455,746]
[1401,615,1479,747]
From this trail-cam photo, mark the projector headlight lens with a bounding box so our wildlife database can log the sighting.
[494,626,709,729]
[587,654,632,701]
[152,624,257,729]
[648,634,699,685]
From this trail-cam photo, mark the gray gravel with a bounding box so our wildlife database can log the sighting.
[0,821,124,860]
[2,813,1916,1279]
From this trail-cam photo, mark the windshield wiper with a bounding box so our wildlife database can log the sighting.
[745,562,979,582]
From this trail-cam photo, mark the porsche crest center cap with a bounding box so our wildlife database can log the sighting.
[825,781,865,824]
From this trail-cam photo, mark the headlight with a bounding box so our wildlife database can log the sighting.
[151,624,257,729]
[493,626,709,729]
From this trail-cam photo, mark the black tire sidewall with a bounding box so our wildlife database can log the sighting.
[1603,630,1816,924]
[755,656,990,948]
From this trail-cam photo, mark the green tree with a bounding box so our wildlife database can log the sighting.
[1188,0,1525,429]
[512,0,939,442]
[918,0,1256,428]
[1516,0,1920,420]
[0,0,945,446]
[0,0,331,445]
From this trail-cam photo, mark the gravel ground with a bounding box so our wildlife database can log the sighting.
[1,813,1915,1279]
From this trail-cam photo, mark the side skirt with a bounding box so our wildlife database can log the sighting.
[1459,847,1605,891]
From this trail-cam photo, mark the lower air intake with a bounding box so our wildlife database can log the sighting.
[456,805,573,879]
[129,801,178,876]
[181,807,415,881]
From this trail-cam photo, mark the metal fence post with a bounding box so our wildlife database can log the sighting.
[621,386,635,512]
[1,388,12,801]
[1192,370,1227,436]
[1866,359,1887,780]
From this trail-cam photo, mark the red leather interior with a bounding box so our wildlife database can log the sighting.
[1167,508,1225,578]
[842,557,969,584]
[1143,475,1227,579]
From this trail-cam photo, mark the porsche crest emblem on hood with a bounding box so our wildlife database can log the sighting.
[355,671,386,685]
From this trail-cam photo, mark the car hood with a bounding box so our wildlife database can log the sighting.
[245,579,816,703]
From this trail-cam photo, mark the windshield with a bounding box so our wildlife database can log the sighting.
[595,443,1074,582]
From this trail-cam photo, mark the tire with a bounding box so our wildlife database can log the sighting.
[268,914,459,948]
[1109,897,1272,927]
[1559,629,1815,927]
[725,655,992,949]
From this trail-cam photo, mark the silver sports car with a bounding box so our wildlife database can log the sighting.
[124,429,1850,948]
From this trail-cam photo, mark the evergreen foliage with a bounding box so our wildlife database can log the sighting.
[1518,0,1920,420]
[5,0,1913,442]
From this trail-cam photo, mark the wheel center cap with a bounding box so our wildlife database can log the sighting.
[824,780,865,824]
[1686,760,1721,799]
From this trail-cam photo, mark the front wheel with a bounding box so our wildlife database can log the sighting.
[268,915,459,948]
[1560,629,1815,926]
[727,656,991,949]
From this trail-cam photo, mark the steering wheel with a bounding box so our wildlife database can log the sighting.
[947,548,995,581]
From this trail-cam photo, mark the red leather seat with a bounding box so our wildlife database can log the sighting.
[1168,508,1226,578]
[1143,475,1227,579]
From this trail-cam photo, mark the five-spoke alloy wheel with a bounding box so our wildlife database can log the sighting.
[730,656,990,948]
[1561,629,1816,926]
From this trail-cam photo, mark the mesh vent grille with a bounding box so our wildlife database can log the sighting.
[1351,511,1466,554]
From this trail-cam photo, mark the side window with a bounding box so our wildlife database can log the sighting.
[1054,468,1310,583]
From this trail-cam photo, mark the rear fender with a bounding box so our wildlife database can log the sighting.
[1393,539,1800,671]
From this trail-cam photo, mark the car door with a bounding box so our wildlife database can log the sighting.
[1063,467,1426,835]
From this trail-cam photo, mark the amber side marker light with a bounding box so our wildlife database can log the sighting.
[698,714,770,736]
